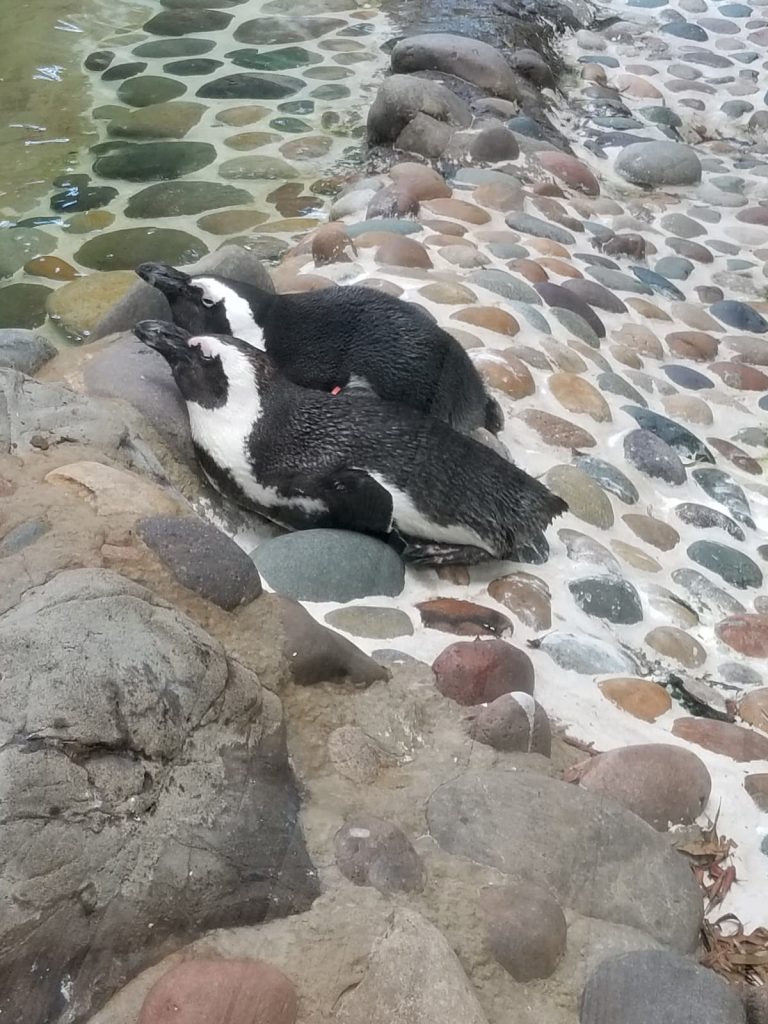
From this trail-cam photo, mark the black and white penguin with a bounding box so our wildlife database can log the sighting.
[133,321,567,565]
[135,261,504,438]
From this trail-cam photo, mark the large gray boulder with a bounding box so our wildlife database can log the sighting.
[614,142,702,188]
[427,771,703,951]
[391,34,526,102]
[0,568,318,1024]
[367,74,472,145]
[0,328,57,374]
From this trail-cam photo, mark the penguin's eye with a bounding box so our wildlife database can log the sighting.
[200,297,216,309]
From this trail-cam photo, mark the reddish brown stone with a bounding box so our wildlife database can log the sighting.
[598,678,672,722]
[417,599,513,637]
[665,331,719,361]
[311,224,356,266]
[521,409,596,449]
[422,198,491,224]
[450,306,520,336]
[711,361,768,391]
[138,960,297,1024]
[672,718,768,762]
[420,218,466,236]
[488,572,551,631]
[473,182,524,212]
[469,692,551,754]
[507,258,548,283]
[537,257,582,278]
[626,297,671,321]
[537,151,600,195]
[739,689,768,733]
[549,372,612,423]
[613,324,663,358]
[374,236,433,269]
[531,181,564,197]
[578,743,711,830]
[389,161,451,200]
[707,438,762,476]
[744,774,768,811]
[432,639,535,705]
[716,614,768,657]
[474,351,534,399]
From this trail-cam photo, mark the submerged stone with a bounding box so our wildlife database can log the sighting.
[116,75,187,107]
[0,284,52,329]
[197,72,303,99]
[133,37,216,58]
[143,9,233,35]
[226,45,320,70]
[233,15,346,45]
[125,180,253,217]
[93,141,216,181]
[74,228,208,271]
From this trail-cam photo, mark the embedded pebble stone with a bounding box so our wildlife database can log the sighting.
[467,269,540,304]
[615,142,702,187]
[580,950,746,1024]
[126,181,253,218]
[107,101,205,139]
[416,598,512,637]
[675,503,745,540]
[673,567,746,618]
[479,883,566,981]
[116,75,187,107]
[559,529,621,573]
[137,960,297,1024]
[432,639,535,705]
[469,693,551,755]
[537,151,600,195]
[716,614,768,657]
[334,816,425,895]
[474,352,534,399]
[711,298,768,333]
[672,717,768,761]
[451,306,519,337]
[645,626,707,668]
[598,678,672,722]
[488,572,551,631]
[691,467,753,526]
[522,411,597,450]
[711,360,768,390]
[324,606,413,640]
[197,72,304,99]
[133,37,216,58]
[328,726,391,785]
[597,372,647,407]
[538,631,640,674]
[688,540,762,589]
[570,576,643,624]
[549,373,612,422]
[623,429,687,485]
[745,775,768,812]
[545,466,614,527]
[250,530,404,601]
[537,283,605,338]
[505,211,575,245]
[624,406,714,463]
[739,689,768,732]
[578,744,711,829]
[74,228,208,271]
[572,455,639,504]
[662,365,713,390]
[93,141,216,180]
[227,45,320,70]
[622,514,679,551]
[219,155,299,179]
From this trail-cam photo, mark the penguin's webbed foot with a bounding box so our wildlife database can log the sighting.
[393,535,496,567]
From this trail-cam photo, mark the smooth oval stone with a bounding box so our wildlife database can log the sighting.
[559,529,621,573]
[561,278,627,313]
[143,9,233,35]
[163,57,223,75]
[219,155,299,179]
[85,49,114,71]
[614,141,702,187]
[572,455,639,504]
[624,430,686,485]
[545,466,614,528]
[710,299,768,333]
[537,631,639,674]
[125,180,253,217]
[50,185,118,212]
[133,37,216,57]
[108,101,206,140]
[116,75,187,107]
[662,365,714,390]
[467,269,540,304]
[692,467,754,528]
[675,503,746,540]
[504,212,575,245]
[310,83,350,99]
[631,266,685,300]
[645,626,707,668]
[672,567,746,616]
[654,256,694,281]
[197,72,303,99]
[661,19,709,38]
[93,141,216,181]
[622,406,715,463]
[0,283,53,329]
[234,15,346,45]
[74,228,208,271]
[597,373,647,407]
[688,540,763,589]
[660,212,706,238]
[536,282,605,337]
[570,576,643,624]
[586,266,653,294]
[102,61,148,81]
[507,301,551,333]
[226,45,320,70]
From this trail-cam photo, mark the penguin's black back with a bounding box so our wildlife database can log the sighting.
[247,374,564,559]
[222,280,502,434]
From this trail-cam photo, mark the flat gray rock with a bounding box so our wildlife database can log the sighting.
[391,33,529,103]
[580,950,746,1024]
[426,771,703,951]
[615,141,702,187]
[367,74,472,145]
[0,329,56,374]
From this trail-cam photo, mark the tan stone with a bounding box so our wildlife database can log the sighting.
[488,572,551,631]
[536,257,582,278]
[216,105,270,126]
[374,236,433,269]
[472,182,524,212]
[625,297,672,321]
[418,282,477,304]
[549,373,611,422]
[507,258,548,283]
[422,198,491,224]
[669,302,720,332]
[611,540,662,573]
[45,462,186,518]
[450,306,519,336]
[739,689,768,734]
[622,514,679,551]
[598,678,672,722]
[612,324,663,358]
[665,330,719,362]
[662,393,713,426]
[610,344,643,369]
[522,410,596,449]
[389,161,451,200]
[645,627,706,669]
[474,352,534,399]
[526,237,570,258]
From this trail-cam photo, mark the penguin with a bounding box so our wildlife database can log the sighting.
[132,321,567,566]
[135,261,504,438]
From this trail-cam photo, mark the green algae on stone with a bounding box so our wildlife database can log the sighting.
[310,83,351,100]
[226,46,321,70]
[0,283,52,329]
[278,100,314,114]
[269,117,311,133]
[223,131,282,150]
[133,38,216,58]
[197,73,304,99]
[46,270,138,340]
[75,228,208,271]
[93,104,128,120]
[304,65,353,80]
[197,209,270,234]
[162,58,224,76]
[233,16,346,45]
[126,181,254,218]
[143,9,234,36]
[107,102,206,139]
[219,155,299,179]
[117,75,187,107]
[0,228,56,278]
[93,141,217,181]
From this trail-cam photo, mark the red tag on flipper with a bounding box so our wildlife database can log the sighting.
[330,386,342,395]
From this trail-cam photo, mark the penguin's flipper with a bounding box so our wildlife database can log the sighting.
[394,535,495,567]
[319,467,395,537]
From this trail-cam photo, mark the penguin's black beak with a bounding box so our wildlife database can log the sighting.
[136,261,192,297]
[134,320,192,361]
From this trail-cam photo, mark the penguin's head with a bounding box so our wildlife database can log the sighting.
[134,320,264,410]
[136,262,263,346]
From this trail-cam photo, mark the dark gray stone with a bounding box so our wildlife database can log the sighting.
[143,8,233,35]
[569,576,643,624]
[614,141,702,187]
[334,815,425,895]
[710,299,768,333]
[93,141,217,181]
[536,631,640,674]
[536,282,605,337]
[367,74,471,145]
[116,74,187,107]
[137,515,262,609]
[580,950,745,1024]
[197,72,304,99]
[624,429,687,485]
[0,329,56,375]
[572,455,639,504]
[672,567,746,617]
[467,268,540,304]
[505,211,575,245]
[596,373,647,407]
[561,278,628,314]
[251,529,405,602]
[233,15,346,45]
[125,180,253,218]
[674,503,745,540]
[623,406,714,463]
[427,771,702,950]
[692,467,754,528]
[688,540,762,590]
